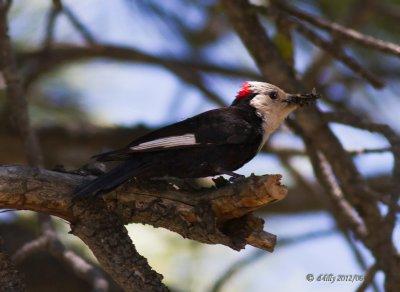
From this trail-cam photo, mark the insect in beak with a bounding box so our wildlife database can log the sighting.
[284,88,320,107]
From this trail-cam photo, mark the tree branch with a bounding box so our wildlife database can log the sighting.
[0,239,26,292]
[0,165,285,251]
[70,200,166,292]
[253,4,384,88]
[272,1,400,58]
[356,263,379,292]
[0,0,43,166]
[18,44,261,88]
[56,0,96,45]
[0,165,286,289]
[13,214,110,292]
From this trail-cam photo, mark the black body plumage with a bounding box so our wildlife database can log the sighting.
[74,103,263,197]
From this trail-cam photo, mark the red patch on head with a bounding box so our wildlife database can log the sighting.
[236,82,252,100]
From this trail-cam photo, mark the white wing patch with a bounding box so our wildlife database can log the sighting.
[130,134,197,151]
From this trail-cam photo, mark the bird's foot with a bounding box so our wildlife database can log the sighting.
[228,174,246,183]
[215,168,246,183]
[224,171,245,183]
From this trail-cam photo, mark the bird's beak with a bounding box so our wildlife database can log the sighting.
[284,88,320,107]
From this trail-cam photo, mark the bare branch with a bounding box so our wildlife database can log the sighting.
[315,151,367,238]
[356,264,379,292]
[272,1,400,58]
[292,22,383,88]
[253,4,384,88]
[0,165,286,289]
[300,0,376,88]
[43,0,63,48]
[18,44,261,88]
[70,200,166,291]
[211,228,336,292]
[12,235,49,264]
[165,66,226,106]
[267,146,394,157]
[0,1,43,166]
[0,165,285,251]
[53,0,96,45]
[323,111,400,179]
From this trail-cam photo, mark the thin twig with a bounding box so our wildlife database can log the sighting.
[293,22,384,88]
[356,263,379,292]
[324,110,400,213]
[316,152,368,238]
[19,44,261,89]
[58,1,96,45]
[253,5,384,88]
[266,146,394,157]
[210,228,336,292]
[38,214,109,292]
[343,232,380,292]
[43,0,63,48]
[166,66,226,106]
[43,0,95,49]
[300,0,376,88]
[12,235,49,263]
[272,1,400,58]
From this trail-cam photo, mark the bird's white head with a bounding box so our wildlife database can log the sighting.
[232,81,318,137]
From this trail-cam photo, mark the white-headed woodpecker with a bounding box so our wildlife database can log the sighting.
[74,81,318,197]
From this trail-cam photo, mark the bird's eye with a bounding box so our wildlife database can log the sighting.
[269,91,278,100]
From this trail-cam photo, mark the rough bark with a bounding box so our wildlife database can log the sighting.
[0,242,26,292]
[0,165,285,251]
[0,165,286,289]
[71,200,166,292]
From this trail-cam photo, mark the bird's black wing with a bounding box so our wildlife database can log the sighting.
[93,107,260,161]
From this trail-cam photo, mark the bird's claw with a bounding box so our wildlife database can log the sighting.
[229,174,246,183]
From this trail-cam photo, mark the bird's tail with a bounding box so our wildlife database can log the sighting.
[74,160,149,198]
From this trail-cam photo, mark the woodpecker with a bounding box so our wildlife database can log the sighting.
[74,81,318,197]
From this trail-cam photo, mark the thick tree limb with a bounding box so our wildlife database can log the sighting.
[0,165,285,252]
[0,164,286,290]
[71,200,166,292]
